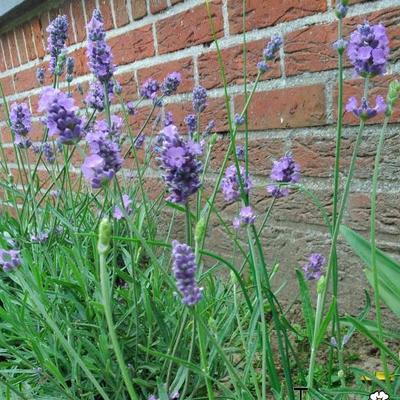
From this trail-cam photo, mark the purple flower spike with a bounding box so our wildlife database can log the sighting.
[236,145,245,161]
[87,9,115,82]
[134,134,145,149]
[184,114,197,135]
[36,67,45,85]
[303,253,326,281]
[46,15,68,74]
[43,142,56,164]
[192,85,207,113]
[0,249,22,272]
[257,61,269,73]
[140,78,159,99]
[347,22,390,77]
[31,231,49,244]
[157,124,202,204]
[267,153,300,198]
[161,72,182,96]
[221,165,252,203]
[10,102,32,148]
[234,113,245,126]
[66,57,74,82]
[85,81,106,111]
[82,118,123,188]
[126,101,136,115]
[164,111,174,127]
[113,194,133,220]
[345,96,387,120]
[239,206,256,225]
[38,87,83,145]
[335,2,348,19]
[263,34,283,60]
[172,240,203,306]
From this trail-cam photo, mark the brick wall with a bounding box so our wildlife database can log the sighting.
[0,0,399,313]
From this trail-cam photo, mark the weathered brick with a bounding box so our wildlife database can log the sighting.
[14,67,37,92]
[167,97,229,133]
[98,0,114,30]
[31,17,46,59]
[114,0,130,27]
[85,0,98,26]
[72,1,87,43]
[137,57,194,94]
[8,31,20,67]
[228,0,327,34]
[1,35,12,69]
[117,72,138,100]
[0,39,6,72]
[198,39,280,90]
[0,77,14,96]
[132,0,147,20]
[15,28,28,64]
[110,25,154,65]
[285,7,400,76]
[39,12,50,50]
[70,47,89,77]
[235,84,326,130]
[209,137,285,174]
[22,22,37,61]
[156,1,223,55]
[150,0,168,14]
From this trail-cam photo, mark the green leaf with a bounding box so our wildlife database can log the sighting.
[340,225,400,317]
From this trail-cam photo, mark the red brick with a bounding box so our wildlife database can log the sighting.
[15,28,28,64]
[70,47,89,77]
[110,25,154,66]
[98,0,114,30]
[228,0,327,35]
[167,97,229,133]
[234,84,326,130]
[114,0,130,27]
[285,7,400,76]
[150,0,168,14]
[1,35,12,69]
[171,0,183,4]
[85,0,98,26]
[156,1,224,55]
[31,17,46,59]
[132,0,147,20]
[0,77,14,96]
[0,39,6,72]
[127,105,159,135]
[14,67,37,93]
[39,13,50,51]
[72,1,87,43]
[198,39,280,90]
[22,22,37,61]
[117,72,138,100]
[7,31,20,67]
[137,57,194,94]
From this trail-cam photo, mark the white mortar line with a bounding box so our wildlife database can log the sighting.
[69,2,78,44]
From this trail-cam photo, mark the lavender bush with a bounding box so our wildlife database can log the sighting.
[0,2,398,399]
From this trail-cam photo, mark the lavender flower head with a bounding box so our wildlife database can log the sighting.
[335,2,348,19]
[10,102,32,148]
[257,61,269,73]
[263,34,283,60]
[126,101,136,115]
[164,111,174,127]
[240,206,256,225]
[36,67,45,85]
[87,9,115,82]
[140,78,159,99]
[161,72,182,96]
[303,253,326,281]
[192,85,207,113]
[347,22,390,77]
[38,87,83,145]
[172,240,203,306]
[221,165,252,203]
[113,194,133,220]
[134,134,145,149]
[43,142,56,164]
[184,114,197,135]
[0,249,21,271]
[267,153,301,198]
[85,81,106,111]
[345,96,387,120]
[157,124,203,204]
[31,231,49,244]
[66,57,74,82]
[82,118,123,188]
[236,145,245,161]
[46,15,68,74]
[234,113,245,126]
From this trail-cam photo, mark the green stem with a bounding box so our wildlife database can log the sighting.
[99,244,139,400]
[370,116,390,384]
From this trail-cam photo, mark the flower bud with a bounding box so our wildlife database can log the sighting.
[338,369,345,379]
[210,132,218,146]
[98,218,112,255]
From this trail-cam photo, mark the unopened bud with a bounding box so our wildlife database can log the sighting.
[98,218,112,255]
[195,217,206,244]
[317,275,326,294]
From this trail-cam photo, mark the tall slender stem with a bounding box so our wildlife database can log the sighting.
[370,116,390,384]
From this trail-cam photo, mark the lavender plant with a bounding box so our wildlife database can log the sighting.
[0,3,398,400]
